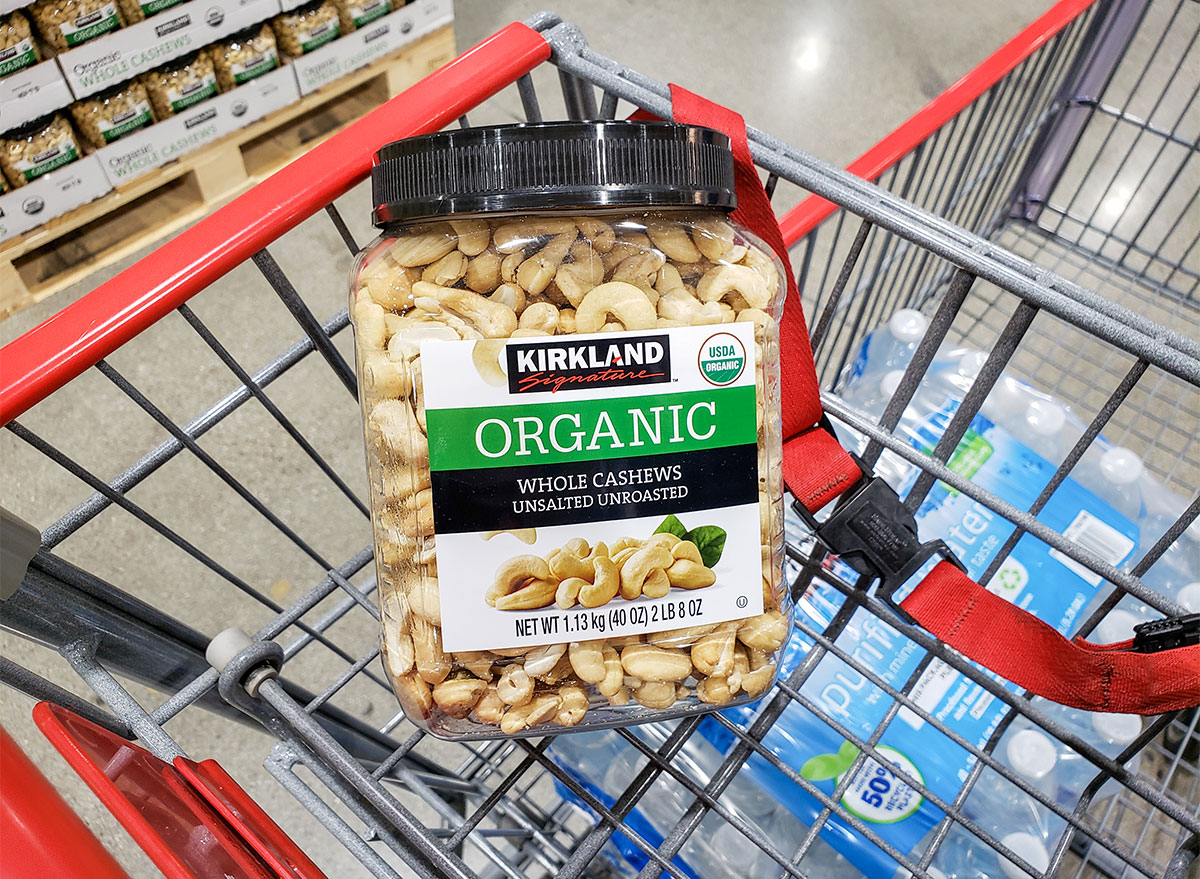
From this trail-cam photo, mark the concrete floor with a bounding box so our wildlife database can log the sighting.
[7,1,1170,876]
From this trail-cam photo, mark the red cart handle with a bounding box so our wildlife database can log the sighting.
[665,84,1200,716]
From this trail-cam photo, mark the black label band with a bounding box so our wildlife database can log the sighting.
[431,444,759,533]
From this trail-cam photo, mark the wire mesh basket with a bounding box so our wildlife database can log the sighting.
[1,1,1197,877]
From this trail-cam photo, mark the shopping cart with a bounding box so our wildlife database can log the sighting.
[1,0,1197,876]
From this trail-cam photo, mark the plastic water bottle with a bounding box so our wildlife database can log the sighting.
[844,309,929,389]
[1179,581,1200,612]
[965,728,1063,842]
[1078,446,1146,522]
[928,825,1051,879]
[1020,399,1070,464]
[1044,709,1142,810]
[978,376,1030,429]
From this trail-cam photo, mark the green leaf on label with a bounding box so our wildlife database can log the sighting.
[684,525,727,568]
[800,741,862,781]
[837,739,862,767]
[800,753,844,781]
[654,514,687,539]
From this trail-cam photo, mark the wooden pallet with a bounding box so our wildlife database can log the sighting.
[0,24,455,319]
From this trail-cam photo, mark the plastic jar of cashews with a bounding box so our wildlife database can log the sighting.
[350,122,791,739]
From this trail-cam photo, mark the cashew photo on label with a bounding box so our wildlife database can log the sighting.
[352,214,790,734]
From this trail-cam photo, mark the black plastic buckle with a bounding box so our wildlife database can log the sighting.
[1131,614,1200,653]
[794,461,966,623]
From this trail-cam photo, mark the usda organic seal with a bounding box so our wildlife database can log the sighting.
[698,331,746,386]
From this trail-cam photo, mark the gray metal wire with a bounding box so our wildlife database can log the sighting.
[1,2,1197,878]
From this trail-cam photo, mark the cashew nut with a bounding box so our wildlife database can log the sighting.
[620,644,692,682]
[411,615,450,684]
[408,575,441,625]
[696,264,771,310]
[647,220,702,263]
[737,610,788,651]
[665,559,716,590]
[489,283,525,313]
[500,692,560,734]
[473,684,505,723]
[421,250,468,286]
[494,578,557,610]
[574,282,657,333]
[482,528,537,544]
[619,545,673,600]
[518,301,560,334]
[465,252,502,293]
[568,641,607,683]
[432,676,488,719]
[556,685,589,726]
[497,665,533,706]
[413,281,518,338]
[449,219,491,256]
[383,227,457,266]
[580,555,620,608]
[516,232,574,295]
[487,555,551,606]
[524,643,567,678]
[492,219,577,253]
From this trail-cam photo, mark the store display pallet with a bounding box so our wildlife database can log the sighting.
[0,24,454,318]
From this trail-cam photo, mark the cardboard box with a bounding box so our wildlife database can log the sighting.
[0,59,74,133]
[0,154,111,242]
[290,0,451,96]
[58,0,282,98]
[96,63,298,185]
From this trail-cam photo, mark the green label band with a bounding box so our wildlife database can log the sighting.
[351,0,388,26]
[64,11,119,46]
[101,107,153,142]
[23,145,78,181]
[232,52,278,83]
[426,385,758,472]
[169,78,217,111]
[299,22,339,52]
[141,0,186,14]
[0,43,37,77]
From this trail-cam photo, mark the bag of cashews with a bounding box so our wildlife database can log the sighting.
[350,122,792,738]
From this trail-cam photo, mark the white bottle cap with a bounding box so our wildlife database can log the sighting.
[889,308,928,342]
[956,350,988,378]
[1006,729,1057,780]
[1025,399,1066,437]
[1095,609,1139,643]
[1099,446,1145,485]
[1092,711,1141,746]
[999,832,1050,879]
[880,369,905,398]
[1179,582,1200,612]
[982,376,1028,421]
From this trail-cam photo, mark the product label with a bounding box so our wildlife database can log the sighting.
[420,323,764,652]
[348,0,388,27]
[17,142,78,180]
[231,48,278,82]
[140,0,186,14]
[167,73,217,111]
[298,18,339,52]
[0,38,37,77]
[98,100,153,142]
[61,3,121,46]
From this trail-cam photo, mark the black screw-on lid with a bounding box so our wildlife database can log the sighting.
[370,121,736,227]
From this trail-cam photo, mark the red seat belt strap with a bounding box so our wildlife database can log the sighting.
[664,85,862,492]
[905,563,1200,714]
[663,85,1200,715]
